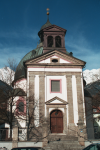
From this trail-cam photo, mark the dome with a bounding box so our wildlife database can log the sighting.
[40,19,52,30]
[14,45,43,81]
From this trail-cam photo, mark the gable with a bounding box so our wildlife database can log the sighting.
[45,96,68,105]
[45,27,62,32]
[43,25,66,32]
[25,50,86,67]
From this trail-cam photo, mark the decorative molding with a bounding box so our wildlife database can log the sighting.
[28,68,82,72]
[45,96,68,105]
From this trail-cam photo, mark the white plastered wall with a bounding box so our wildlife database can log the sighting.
[81,73,86,124]
[72,75,78,125]
[28,68,82,72]
[46,76,67,101]
[34,75,39,127]
[28,67,82,129]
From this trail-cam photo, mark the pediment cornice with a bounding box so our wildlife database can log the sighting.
[25,50,86,67]
[43,25,66,32]
[45,96,68,105]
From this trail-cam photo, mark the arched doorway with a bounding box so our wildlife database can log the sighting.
[50,110,63,133]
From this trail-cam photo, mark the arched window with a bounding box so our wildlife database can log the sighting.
[18,101,24,112]
[55,36,61,47]
[50,109,63,133]
[47,36,53,47]
[16,98,26,115]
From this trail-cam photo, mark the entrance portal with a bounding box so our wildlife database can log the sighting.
[50,110,63,133]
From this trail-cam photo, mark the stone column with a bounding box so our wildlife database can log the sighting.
[12,126,18,148]
[53,36,55,47]
[64,107,67,134]
[77,117,85,146]
[44,35,47,47]
[63,36,65,47]
[60,35,63,47]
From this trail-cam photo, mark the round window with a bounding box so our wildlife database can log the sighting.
[52,59,58,63]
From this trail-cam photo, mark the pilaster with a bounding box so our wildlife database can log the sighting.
[39,75,45,118]
[29,74,35,125]
[66,76,74,123]
[76,75,84,121]
[77,117,85,146]
[12,126,18,148]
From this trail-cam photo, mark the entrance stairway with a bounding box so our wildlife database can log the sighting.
[44,135,85,150]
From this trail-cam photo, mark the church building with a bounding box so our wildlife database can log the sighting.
[12,10,86,149]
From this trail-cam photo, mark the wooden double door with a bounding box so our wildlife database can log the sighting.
[50,110,63,133]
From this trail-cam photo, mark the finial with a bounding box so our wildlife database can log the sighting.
[46,8,50,15]
[46,8,50,21]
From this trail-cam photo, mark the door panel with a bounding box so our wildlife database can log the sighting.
[50,110,63,133]
[51,117,56,133]
[56,117,63,133]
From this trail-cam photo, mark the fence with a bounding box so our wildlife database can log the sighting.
[0,128,28,141]
[87,127,100,139]
[1,127,100,142]
[0,129,12,141]
[18,128,27,141]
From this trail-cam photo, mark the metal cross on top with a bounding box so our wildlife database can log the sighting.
[46,8,50,15]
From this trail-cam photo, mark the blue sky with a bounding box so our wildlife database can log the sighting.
[0,0,100,70]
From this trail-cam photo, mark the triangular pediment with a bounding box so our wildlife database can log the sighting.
[43,25,66,32]
[39,55,71,63]
[25,50,86,67]
[45,96,68,105]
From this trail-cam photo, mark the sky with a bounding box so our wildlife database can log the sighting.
[0,0,100,71]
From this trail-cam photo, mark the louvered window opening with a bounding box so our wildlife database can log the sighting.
[51,80,60,92]
[55,36,61,47]
[47,36,53,47]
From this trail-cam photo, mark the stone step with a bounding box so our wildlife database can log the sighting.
[44,140,84,150]
[48,134,78,141]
